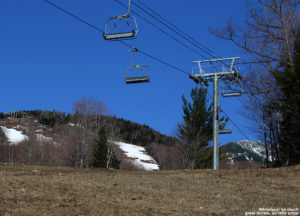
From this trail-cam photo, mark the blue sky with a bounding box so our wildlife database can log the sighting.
[0,0,258,145]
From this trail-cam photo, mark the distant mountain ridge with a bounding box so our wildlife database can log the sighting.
[220,140,268,169]
[223,140,267,162]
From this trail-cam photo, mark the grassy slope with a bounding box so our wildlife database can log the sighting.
[0,164,299,216]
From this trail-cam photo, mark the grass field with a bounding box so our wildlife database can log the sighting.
[0,164,299,216]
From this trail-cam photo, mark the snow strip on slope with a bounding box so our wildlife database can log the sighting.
[0,126,28,144]
[114,141,159,171]
[36,134,53,142]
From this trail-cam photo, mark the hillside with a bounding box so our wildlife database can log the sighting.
[0,110,273,170]
[0,110,181,169]
[0,110,178,146]
[0,163,299,216]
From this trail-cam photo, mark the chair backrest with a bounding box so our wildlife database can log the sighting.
[103,16,138,41]
[125,65,150,84]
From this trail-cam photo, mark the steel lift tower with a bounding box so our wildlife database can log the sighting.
[189,57,241,170]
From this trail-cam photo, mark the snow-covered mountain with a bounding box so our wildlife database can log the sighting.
[222,140,269,164]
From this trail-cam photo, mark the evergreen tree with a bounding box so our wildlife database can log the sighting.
[273,30,300,165]
[0,112,5,119]
[177,86,213,168]
[91,127,108,168]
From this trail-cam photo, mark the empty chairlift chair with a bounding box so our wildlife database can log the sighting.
[125,48,150,84]
[103,0,138,40]
[125,65,150,84]
[221,67,242,97]
[219,120,232,134]
[221,91,242,97]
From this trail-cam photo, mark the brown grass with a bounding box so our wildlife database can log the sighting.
[0,163,299,216]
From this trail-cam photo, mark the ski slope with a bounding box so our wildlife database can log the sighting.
[114,141,159,171]
[0,126,28,144]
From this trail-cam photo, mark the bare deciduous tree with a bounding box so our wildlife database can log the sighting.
[72,97,108,167]
[211,0,299,66]
[211,0,300,166]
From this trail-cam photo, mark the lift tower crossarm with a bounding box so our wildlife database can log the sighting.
[194,71,235,78]
[193,57,240,63]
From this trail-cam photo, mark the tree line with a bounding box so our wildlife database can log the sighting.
[209,0,300,167]
[0,97,183,169]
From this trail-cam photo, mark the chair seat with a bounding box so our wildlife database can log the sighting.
[125,76,150,84]
[103,31,136,40]
[219,129,232,134]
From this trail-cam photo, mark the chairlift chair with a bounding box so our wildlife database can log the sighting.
[221,79,242,97]
[103,15,138,40]
[125,65,150,84]
[103,0,138,41]
[124,48,150,84]
[219,120,232,134]
[222,91,242,97]
[219,129,232,134]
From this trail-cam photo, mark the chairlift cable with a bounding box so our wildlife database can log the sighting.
[134,0,276,68]
[43,0,104,34]
[44,0,271,76]
[134,0,276,67]
[204,90,257,142]
[129,0,236,69]
[236,60,275,65]
[135,0,216,56]
[135,0,218,58]
[43,0,256,142]
[133,0,217,58]
[225,112,256,143]
[137,49,190,75]
[43,0,190,76]
[131,0,259,142]
[114,0,209,59]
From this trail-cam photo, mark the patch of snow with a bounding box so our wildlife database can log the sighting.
[68,123,84,129]
[35,134,52,142]
[16,125,28,132]
[35,129,43,133]
[0,126,28,144]
[245,154,250,161]
[114,141,159,171]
